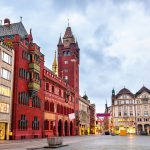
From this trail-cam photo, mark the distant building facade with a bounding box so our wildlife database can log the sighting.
[0,41,14,140]
[90,104,96,134]
[111,86,150,135]
[79,94,90,135]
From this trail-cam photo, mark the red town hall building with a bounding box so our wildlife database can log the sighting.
[0,18,80,139]
[43,26,80,137]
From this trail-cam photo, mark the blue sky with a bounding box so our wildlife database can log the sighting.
[1,0,150,112]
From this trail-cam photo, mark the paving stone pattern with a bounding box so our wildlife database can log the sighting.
[0,135,150,150]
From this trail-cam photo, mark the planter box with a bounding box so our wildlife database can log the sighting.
[47,137,63,146]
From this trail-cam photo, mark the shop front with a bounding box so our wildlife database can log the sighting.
[0,122,8,140]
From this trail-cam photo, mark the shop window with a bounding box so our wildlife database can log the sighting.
[124,112,127,116]
[130,111,133,116]
[118,112,121,116]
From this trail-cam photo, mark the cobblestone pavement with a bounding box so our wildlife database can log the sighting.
[0,135,150,150]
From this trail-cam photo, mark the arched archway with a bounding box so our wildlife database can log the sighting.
[58,120,62,136]
[144,124,149,134]
[64,121,68,136]
[70,121,73,136]
[137,124,142,134]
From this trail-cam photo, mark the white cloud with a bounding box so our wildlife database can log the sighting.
[1,0,150,112]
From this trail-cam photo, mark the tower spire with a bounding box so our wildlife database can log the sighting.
[58,34,63,46]
[52,50,58,76]
[28,28,33,43]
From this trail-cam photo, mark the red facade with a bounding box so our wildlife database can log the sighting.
[43,26,80,137]
[0,20,45,139]
[57,26,80,135]
[11,34,44,140]
[0,19,80,139]
[43,67,75,137]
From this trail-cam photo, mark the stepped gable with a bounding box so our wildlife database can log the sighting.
[0,21,28,38]
[135,86,150,97]
[116,88,134,98]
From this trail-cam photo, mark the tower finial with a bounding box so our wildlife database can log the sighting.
[20,16,22,22]
[30,28,32,34]
[67,18,69,27]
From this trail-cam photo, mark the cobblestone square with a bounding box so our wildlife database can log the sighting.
[0,135,150,150]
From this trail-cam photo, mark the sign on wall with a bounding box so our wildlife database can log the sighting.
[0,103,9,113]
[69,113,75,120]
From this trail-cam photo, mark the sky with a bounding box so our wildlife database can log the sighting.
[1,0,150,112]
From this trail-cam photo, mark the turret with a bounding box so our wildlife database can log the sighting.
[111,88,115,105]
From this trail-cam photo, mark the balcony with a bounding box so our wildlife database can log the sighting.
[29,63,40,72]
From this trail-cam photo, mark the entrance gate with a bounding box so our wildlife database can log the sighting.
[70,121,73,136]
[64,121,68,136]
[58,120,62,136]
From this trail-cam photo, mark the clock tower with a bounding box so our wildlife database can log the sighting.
[57,25,80,92]
[57,25,80,135]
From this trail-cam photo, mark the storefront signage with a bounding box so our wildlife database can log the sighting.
[96,113,110,117]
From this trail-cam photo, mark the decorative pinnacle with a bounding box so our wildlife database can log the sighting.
[67,18,69,27]
[20,16,22,22]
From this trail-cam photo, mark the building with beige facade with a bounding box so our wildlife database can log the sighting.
[111,86,150,135]
[0,41,14,140]
[79,94,90,135]
[90,103,96,134]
